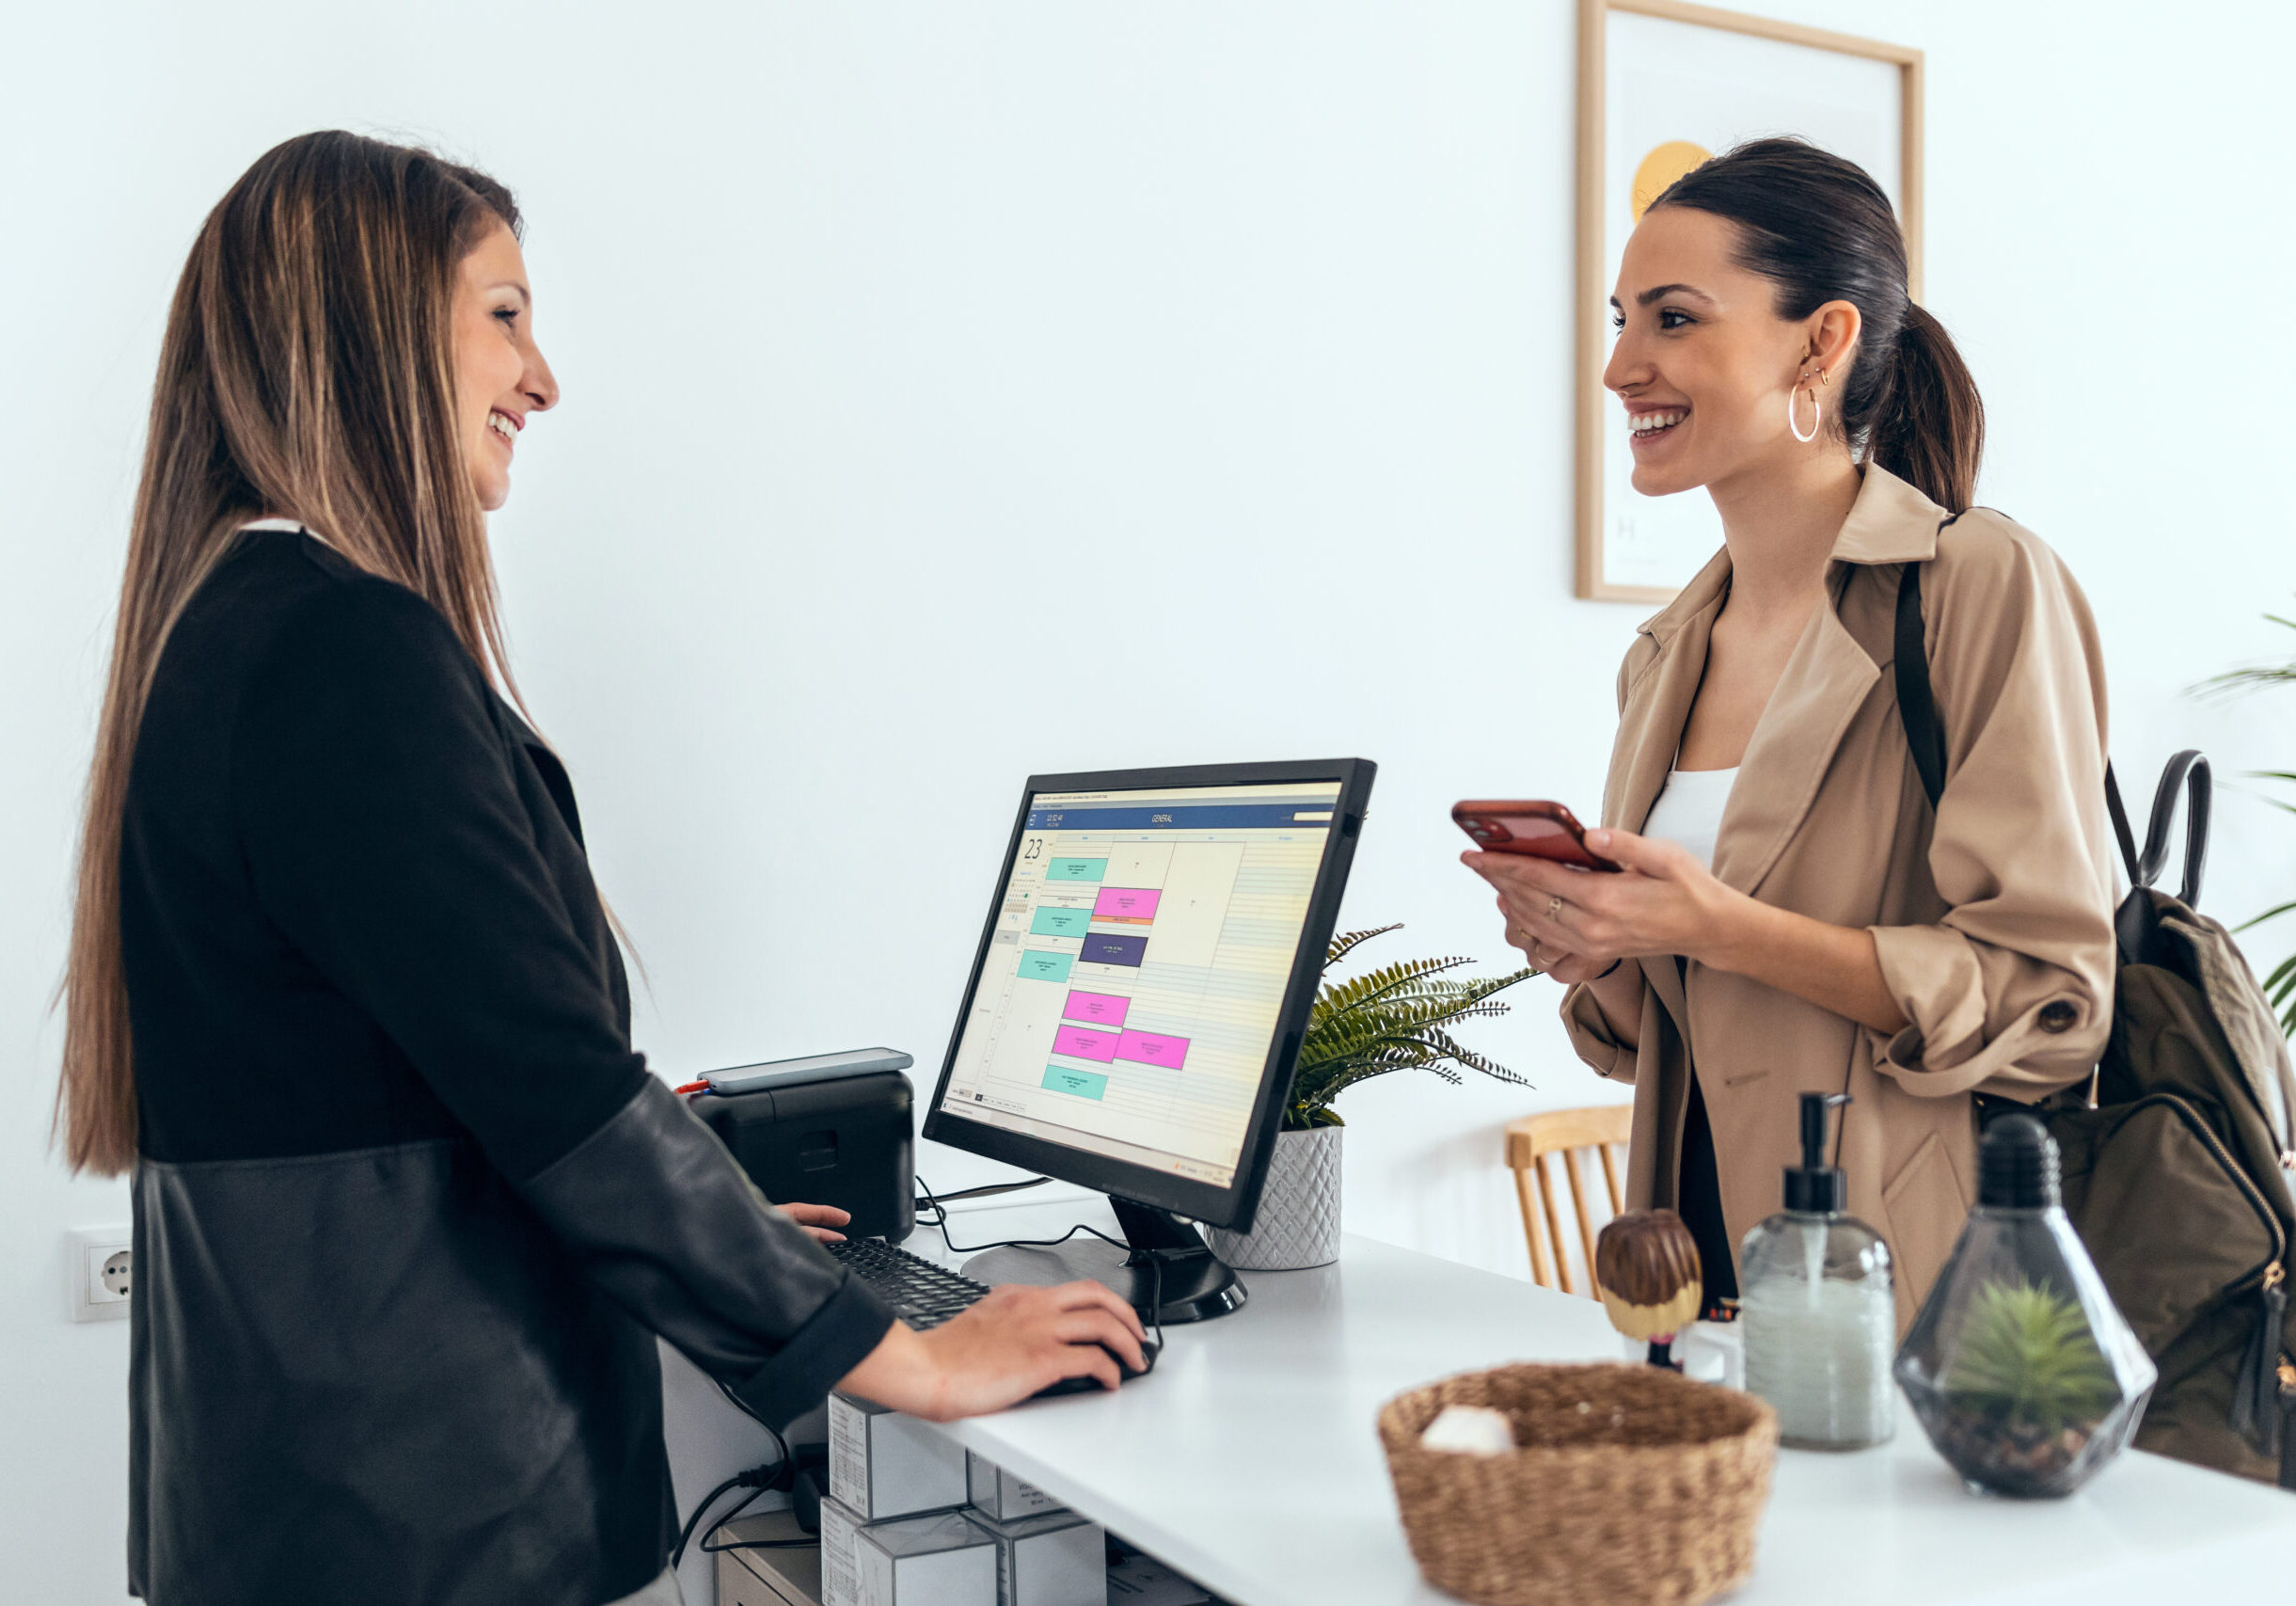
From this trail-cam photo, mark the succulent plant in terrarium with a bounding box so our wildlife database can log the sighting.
[1928,1280,2121,1486]
[1896,1117,2156,1498]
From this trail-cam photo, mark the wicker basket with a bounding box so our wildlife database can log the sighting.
[1378,1363,1779,1606]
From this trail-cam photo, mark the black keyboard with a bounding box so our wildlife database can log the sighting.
[826,1237,989,1329]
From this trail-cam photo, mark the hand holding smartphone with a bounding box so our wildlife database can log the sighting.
[1452,800,1622,872]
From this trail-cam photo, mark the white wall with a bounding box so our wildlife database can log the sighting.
[5,3,2293,1598]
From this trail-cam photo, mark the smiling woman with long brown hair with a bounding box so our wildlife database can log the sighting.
[60,131,1142,1606]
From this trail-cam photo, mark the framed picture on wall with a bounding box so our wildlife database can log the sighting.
[1576,0,1923,602]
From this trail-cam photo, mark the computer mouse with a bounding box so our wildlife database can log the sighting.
[1029,1337,1160,1399]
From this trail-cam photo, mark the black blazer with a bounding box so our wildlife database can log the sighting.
[119,529,894,1606]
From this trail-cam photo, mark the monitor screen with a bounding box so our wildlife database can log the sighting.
[933,777,1348,1193]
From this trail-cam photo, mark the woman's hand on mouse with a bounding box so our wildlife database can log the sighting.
[835,1280,1149,1421]
[1463,826,1745,978]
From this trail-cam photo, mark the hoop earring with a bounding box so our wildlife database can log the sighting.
[1788,381,1822,444]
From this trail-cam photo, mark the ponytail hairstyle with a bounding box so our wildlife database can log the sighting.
[57,132,526,1175]
[1652,137,1984,513]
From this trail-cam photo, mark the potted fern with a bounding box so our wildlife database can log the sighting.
[1201,925,1534,1272]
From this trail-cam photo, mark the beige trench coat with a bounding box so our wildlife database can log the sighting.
[1561,466,2119,1332]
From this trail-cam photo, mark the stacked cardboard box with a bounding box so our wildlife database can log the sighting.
[967,1505,1104,1606]
[829,1393,970,1522]
[816,1392,1245,1606]
[716,1508,824,1606]
[821,1502,998,1606]
[966,1452,1068,1523]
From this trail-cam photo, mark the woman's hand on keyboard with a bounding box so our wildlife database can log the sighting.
[773,1201,851,1244]
[837,1280,1148,1420]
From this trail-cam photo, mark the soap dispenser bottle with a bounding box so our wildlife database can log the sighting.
[1739,1092,1897,1449]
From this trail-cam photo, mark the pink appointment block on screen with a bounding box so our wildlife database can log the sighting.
[1092,887,1162,921]
[1115,1030,1190,1070]
[1062,990,1132,1028]
[1052,1026,1120,1063]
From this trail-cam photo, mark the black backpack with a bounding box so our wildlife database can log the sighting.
[1895,556,2296,1487]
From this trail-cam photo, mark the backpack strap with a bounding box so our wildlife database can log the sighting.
[2105,768,2142,888]
[2128,751,2212,907]
[1893,561,1949,812]
[1893,544,2161,896]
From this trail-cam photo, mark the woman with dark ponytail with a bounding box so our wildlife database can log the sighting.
[1465,138,2116,1329]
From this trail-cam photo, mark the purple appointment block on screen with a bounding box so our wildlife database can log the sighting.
[1052,1026,1120,1062]
[1116,1030,1190,1070]
[1079,932,1148,967]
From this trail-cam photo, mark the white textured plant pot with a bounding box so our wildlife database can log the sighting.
[1203,1125,1343,1270]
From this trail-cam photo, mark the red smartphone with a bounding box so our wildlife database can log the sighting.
[1452,800,1622,872]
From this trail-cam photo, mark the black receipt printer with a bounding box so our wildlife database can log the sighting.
[689,1048,917,1242]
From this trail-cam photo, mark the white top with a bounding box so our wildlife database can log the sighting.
[1641,765,1739,871]
[902,1202,2296,1606]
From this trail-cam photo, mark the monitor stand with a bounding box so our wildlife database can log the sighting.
[960,1197,1248,1325]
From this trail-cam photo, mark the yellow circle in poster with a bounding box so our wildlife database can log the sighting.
[1630,141,1711,222]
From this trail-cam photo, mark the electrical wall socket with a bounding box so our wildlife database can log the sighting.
[67,1228,132,1323]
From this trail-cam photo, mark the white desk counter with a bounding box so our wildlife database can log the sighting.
[913,1213,2296,1606]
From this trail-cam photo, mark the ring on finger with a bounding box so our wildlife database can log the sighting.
[1546,894,1565,922]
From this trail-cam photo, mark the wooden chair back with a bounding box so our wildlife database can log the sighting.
[1503,1105,1631,1297]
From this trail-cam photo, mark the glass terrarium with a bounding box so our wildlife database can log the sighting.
[1894,1115,2157,1498]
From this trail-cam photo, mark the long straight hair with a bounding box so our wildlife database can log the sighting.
[58,132,527,1175]
[1654,138,1985,512]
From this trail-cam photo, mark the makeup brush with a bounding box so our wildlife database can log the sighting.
[1595,1208,1704,1370]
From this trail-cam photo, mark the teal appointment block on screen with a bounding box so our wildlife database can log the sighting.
[1016,950,1074,983]
[1029,906,1093,938]
[1042,1066,1109,1100]
[1043,858,1108,883]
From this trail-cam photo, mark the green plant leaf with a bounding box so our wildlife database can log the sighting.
[1940,1279,2119,1434]
[2198,665,2296,699]
[2241,903,2296,935]
[1280,923,1536,1125]
[2195,615,2296,1043]
[2262,954,2296,1039]
[1323,925,1403,970]
[1309,956,1479,1032]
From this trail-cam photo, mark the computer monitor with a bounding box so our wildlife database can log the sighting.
[920,758,1374,1321]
